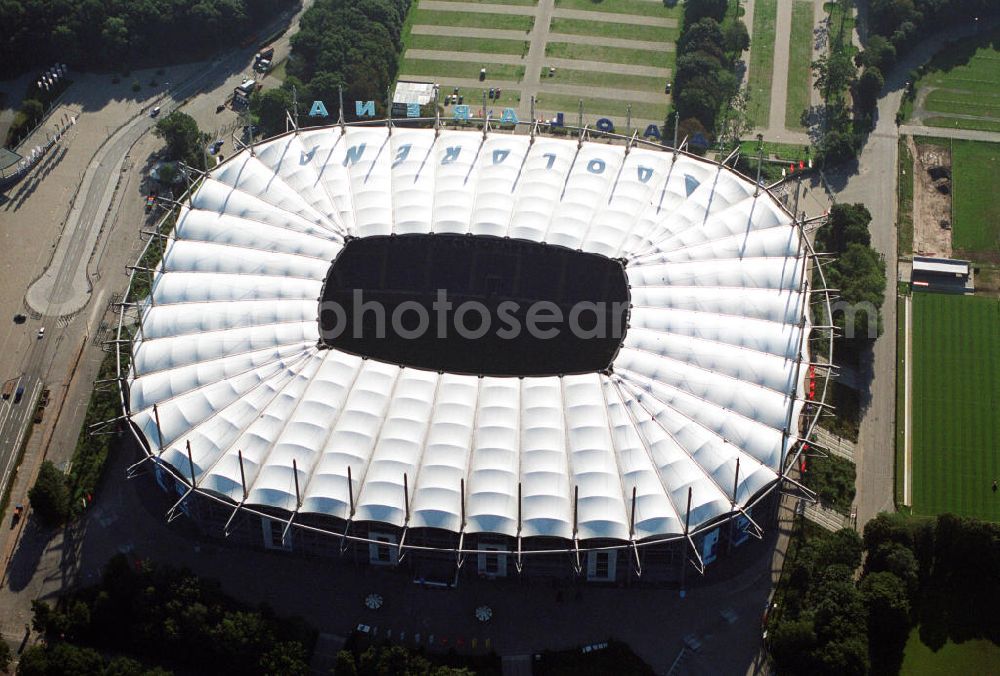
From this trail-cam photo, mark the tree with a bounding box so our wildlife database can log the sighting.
[769,618,818,674]
[0,639,10,674]
[250,87,294,138]
[855,67,885,112]
[812,49,856,101]
[724,20,751,55]
[861,571,911,641]
[812,636,869,676]
[154,111,205,169]
[28,460,70,527]
[678,18,726,62]
[683,0,728,25]
[856,34,896,71]
[334,650,358,676]
[817,127,858,166]
[261,641,309,676]
[820,203,872,252]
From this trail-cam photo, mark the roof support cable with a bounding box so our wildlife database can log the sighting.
[628,486,643,578]
[682,486,706,575]
[125,454,155,480]
[515,482,523,574]
[339,464,357,555]
[280,458,303,542]
[778,473,818,504]
[625,130,639,155]
[571,485,582,575]
[456,478,467,569]
[396,472,411,564]
[223,449,250,537]
[152,404,165,455]
[730,458,764,540]
[166,440,197,523]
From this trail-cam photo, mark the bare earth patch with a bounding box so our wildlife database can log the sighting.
[911,137,953,258]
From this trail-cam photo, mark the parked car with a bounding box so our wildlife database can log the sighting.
[216,104,226,113]
[37,327,44,339]
[150,106,161,117]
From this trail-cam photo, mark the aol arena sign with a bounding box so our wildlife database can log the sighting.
[308,100,664,140]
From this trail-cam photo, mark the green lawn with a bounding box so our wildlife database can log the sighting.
[545,67,665,92]
[901,630,1000,675]
[406,34,529,55]
[785,0,814,130]
[951,140,1000,259]
[545,41,675,68]
[410,9,534,31]
[431,0,537,4]
[924,115,1000,133]
[895,292,907,507]
[554,0,681,19]
[533,91,666,122]
[898,137,914,257]
[924,89,1000,120]
[739,139,811,162]
[910,27,1000,130]
[399,58,525,82]
[548,17,679,43]
[443,87,523,112]
[911,293,1000,522]
[747,0,777,128]
[824,0,855,56]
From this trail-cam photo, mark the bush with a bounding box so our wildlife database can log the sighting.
[28,461,70,527]
[131,80,140,92]
[802,454,857,514]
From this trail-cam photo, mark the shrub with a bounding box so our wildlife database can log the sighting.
[28,461,70,527]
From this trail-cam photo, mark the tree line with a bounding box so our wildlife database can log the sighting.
[671,0,750,146]
[250,0,412,138]
[813,0,1000,166]
[814,203,887,357]
[21,555,315,676]
[768,512,1000,675]
[0,0,293,77]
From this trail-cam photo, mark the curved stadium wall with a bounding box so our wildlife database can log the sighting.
[115,122,832,583]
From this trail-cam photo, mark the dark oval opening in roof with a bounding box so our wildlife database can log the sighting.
[319,234,630,377]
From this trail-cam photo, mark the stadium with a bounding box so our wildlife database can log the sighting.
[113,120,832,585]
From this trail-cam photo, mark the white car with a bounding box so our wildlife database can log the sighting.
[37,327,45,339]
[150,106,161,117]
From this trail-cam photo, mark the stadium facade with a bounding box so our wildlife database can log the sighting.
[115,121,831,584]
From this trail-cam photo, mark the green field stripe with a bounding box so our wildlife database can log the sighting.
[554,0,681,18]
[924,116,1000,133]
[400,58,525,82]
[430,0,537,5]
[549,17,679,42]
[747,0,777,128]
[411,9,534,31]
[785,1,813,130]
[911,293,1000,521]
[544,41,675,68]
[533,91,667,122]
[544,67,666,92]
[407,34,529,55]
[951,140,1000,257]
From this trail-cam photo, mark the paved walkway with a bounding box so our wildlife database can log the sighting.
[410,25,527,40]
[804,502,849,531]
[402,51,671,79]
[551,8,677,27]
[898,123,1000,143]
[546,33,675,52]
[420,0,536,16]
[762,0,793,141]
[810,426,856,462]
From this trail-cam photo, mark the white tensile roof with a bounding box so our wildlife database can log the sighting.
[128,127,811,544]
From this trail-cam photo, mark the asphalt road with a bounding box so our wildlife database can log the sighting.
[0,0,315,530]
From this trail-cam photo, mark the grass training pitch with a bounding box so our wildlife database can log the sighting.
[910,293,1000,522]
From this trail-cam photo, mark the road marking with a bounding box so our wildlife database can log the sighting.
[0,379,41,497]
